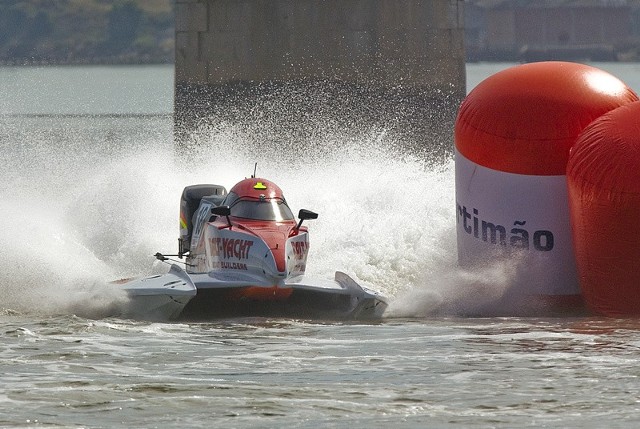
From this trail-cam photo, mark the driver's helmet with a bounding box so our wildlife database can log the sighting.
[223,178,294,221]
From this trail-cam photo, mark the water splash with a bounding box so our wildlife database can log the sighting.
[388,256,520,317]
[181,122,458,299]
[0,114,523,318]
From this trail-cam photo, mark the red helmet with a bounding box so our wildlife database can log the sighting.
[229,178,285,200]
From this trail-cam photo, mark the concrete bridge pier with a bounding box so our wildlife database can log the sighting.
[175,0,466,160]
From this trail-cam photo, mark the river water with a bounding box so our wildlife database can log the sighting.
[2,63,640,428]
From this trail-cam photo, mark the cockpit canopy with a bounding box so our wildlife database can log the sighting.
[222,178,295,221]
[223,191,295,221]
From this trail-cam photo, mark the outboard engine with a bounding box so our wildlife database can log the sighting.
[179,184,227,257]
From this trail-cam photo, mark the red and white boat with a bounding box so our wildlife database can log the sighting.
[118,177,388,320]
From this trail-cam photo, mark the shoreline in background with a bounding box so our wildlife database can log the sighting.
[5,0,639,67]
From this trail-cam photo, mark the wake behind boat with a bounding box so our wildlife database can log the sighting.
[115,176,388,321]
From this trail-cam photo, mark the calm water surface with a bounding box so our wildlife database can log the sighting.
[2,63,640,428]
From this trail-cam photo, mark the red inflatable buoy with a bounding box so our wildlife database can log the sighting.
[455,62,638,303]
[568,101,640,316]
[456,62,637,175]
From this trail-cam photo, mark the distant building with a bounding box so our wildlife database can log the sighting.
[465,0,639,61]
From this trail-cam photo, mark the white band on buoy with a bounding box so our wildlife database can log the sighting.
[455,149,580,296]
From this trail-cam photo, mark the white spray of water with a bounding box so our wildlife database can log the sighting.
[0,118,520,318]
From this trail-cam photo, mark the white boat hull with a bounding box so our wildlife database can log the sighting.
[118,264,197,321]
[118,265,387,321]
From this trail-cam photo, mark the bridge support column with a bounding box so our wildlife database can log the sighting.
[175,0,466,159]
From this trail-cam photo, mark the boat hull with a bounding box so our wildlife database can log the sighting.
[118,265,387,321]
[179,285,387,321]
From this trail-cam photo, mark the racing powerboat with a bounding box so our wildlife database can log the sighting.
[116,177,388,321]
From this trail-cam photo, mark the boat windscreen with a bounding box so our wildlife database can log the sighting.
[230,198,294,221]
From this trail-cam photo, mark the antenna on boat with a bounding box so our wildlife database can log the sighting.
[251,162,257,178]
